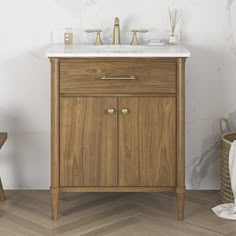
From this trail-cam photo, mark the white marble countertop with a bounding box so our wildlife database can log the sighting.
[47,44,191,58]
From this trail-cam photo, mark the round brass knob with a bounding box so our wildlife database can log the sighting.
[107,108,116,115]
[121,108,129,115]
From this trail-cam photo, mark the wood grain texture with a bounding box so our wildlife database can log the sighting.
[49,57,187,221]
[51,187,59,221]
[50,58,60,220]
[0,177,6,201]
[60,97,117,187]
[0,190,228,236]
[177,192,185,221]
[176,58,186,221]
[0,133,7,149]
[60,93,177,97]
[60,186,176,192]
[118,97,176,187]
[60,58,176,94]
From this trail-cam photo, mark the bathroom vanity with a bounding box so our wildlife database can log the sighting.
[47,44,190,221]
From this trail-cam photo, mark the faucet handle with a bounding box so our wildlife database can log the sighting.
[85,29,103,45]
[130,29,149,45]
[132,29,149,33]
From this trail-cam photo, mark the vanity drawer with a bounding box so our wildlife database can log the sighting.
[60,58,176,94]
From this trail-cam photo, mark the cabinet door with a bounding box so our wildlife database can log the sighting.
[118,97,176,187]
[60,97,117,187]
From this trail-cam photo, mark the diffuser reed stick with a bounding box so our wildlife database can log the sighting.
[168,8,181,36]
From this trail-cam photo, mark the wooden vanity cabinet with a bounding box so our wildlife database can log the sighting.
[50,57,186,221]
[118,97,176,187]
[60,97,118,187]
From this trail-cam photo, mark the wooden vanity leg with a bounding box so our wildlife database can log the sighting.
[51,58,60,220]
[176,187,185,221]
[51,187,59,221]
[176,58,186,221]
[0,177,6,201]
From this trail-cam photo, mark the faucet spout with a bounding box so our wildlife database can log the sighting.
[113,17,120,45]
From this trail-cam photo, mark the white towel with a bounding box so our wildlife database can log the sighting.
[212,140,236,220]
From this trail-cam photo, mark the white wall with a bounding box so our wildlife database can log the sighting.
[0,0,236,189]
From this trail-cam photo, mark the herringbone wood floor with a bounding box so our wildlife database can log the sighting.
[0,191,235,236]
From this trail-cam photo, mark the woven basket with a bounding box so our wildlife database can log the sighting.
[220,119,236,203]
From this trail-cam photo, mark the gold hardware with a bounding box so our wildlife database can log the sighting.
[113,17,121,45]
[130,29,149,45]
[106,108,116,115]
[121,108,129,115]
[101,76,135,80]
[85,29,103,45]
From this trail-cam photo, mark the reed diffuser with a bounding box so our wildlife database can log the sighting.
[168,8,181,44]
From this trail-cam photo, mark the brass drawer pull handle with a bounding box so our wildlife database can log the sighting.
[106,108,116,115]
[101,76,135,80]
[121,108,129,115]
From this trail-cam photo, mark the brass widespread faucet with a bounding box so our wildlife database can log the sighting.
[113,17,120,45]
[86,17,149,46]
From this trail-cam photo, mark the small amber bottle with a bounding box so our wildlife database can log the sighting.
[64,28,73,45]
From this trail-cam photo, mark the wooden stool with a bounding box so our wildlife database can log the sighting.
[0,133,7,201]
